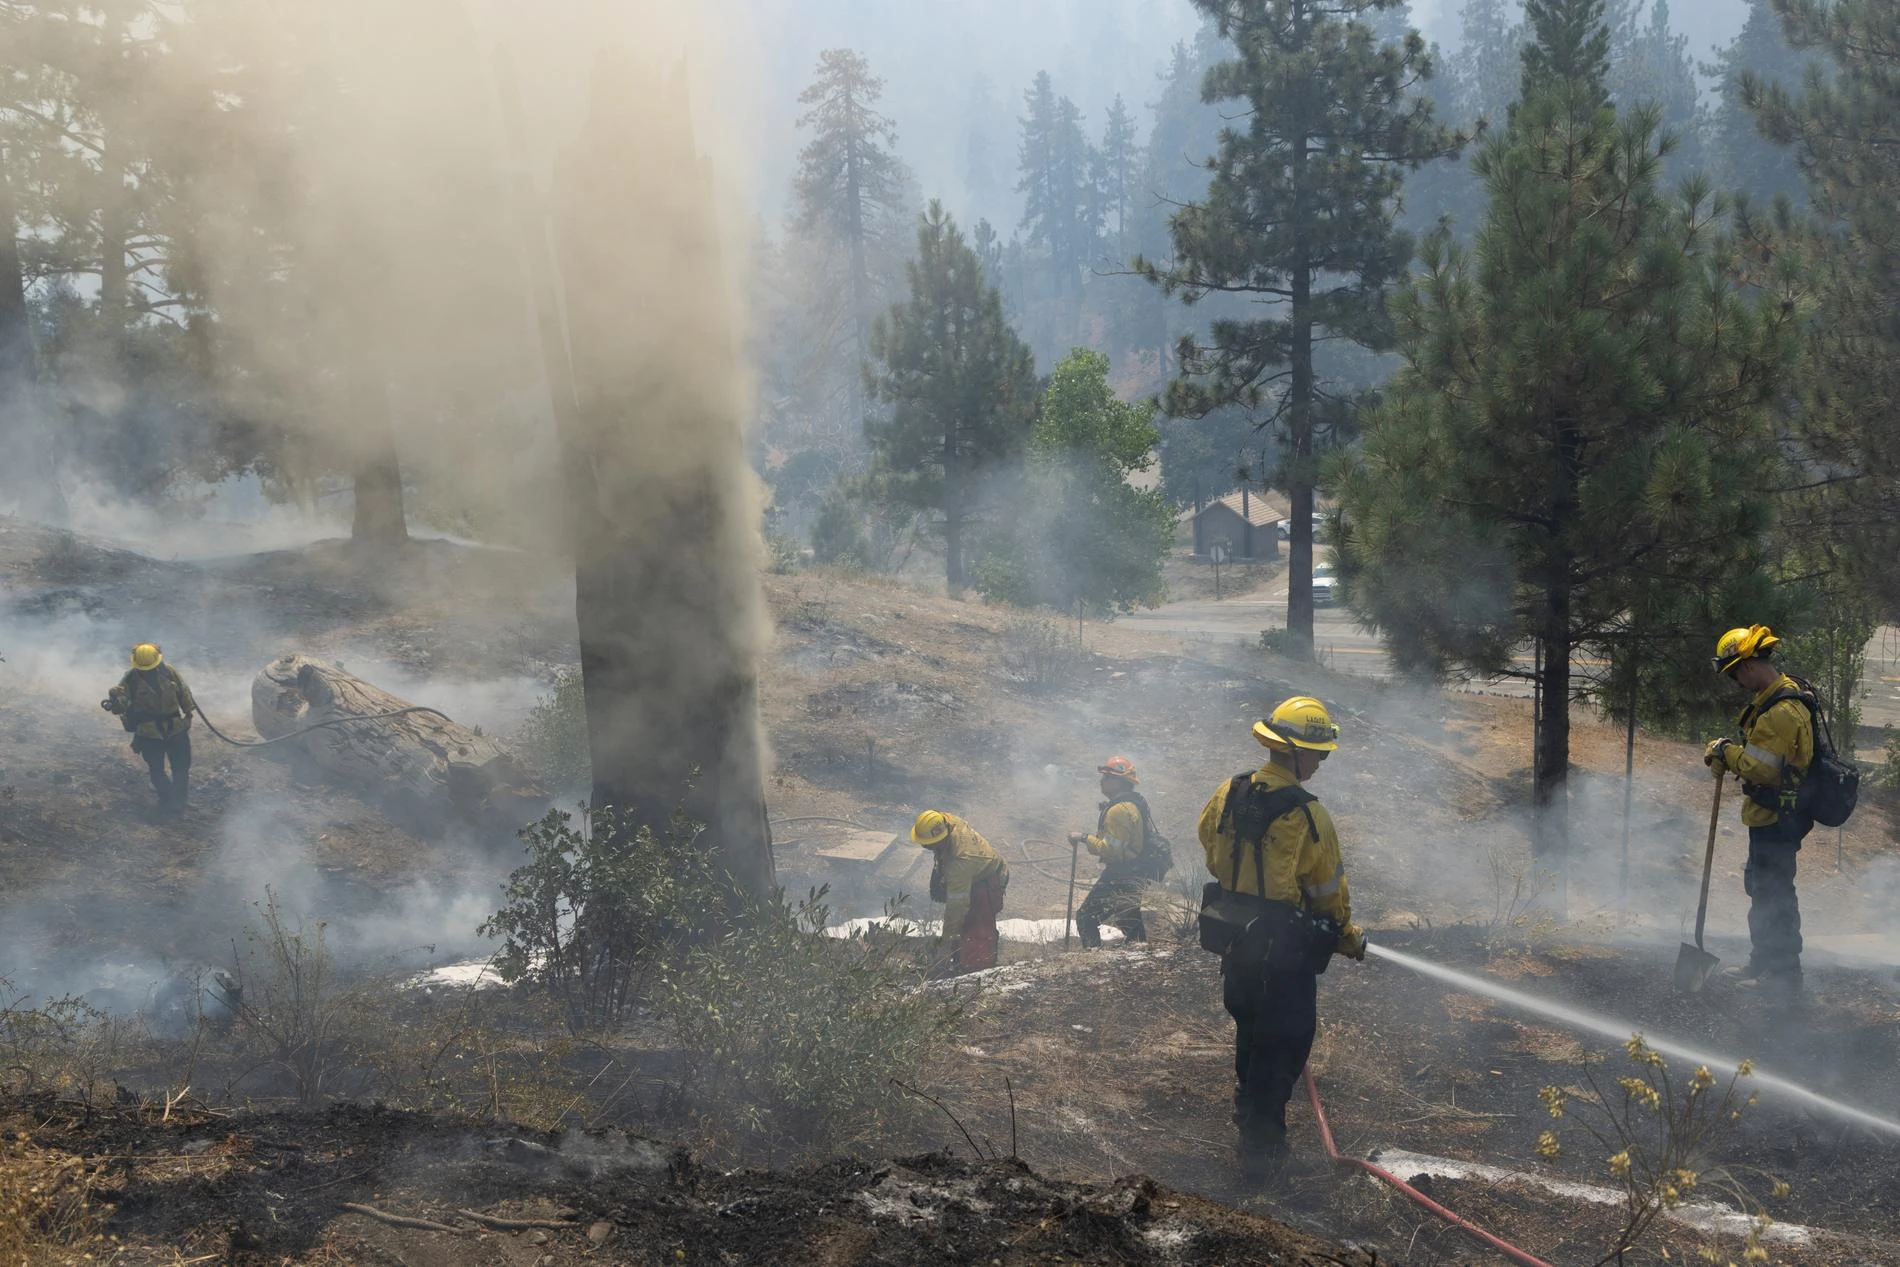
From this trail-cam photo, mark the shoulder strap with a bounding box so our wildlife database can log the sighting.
[1223,778,1318,892]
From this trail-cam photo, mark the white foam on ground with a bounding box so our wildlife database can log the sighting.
[1369,1147,1812,1245]
[825,916,1123,945]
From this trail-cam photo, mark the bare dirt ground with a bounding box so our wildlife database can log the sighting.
[5,521,1899,1265]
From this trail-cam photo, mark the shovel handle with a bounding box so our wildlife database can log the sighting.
[1694,770,1724,950]
[1064,836,1080,949]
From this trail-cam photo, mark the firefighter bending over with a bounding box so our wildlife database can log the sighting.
[911,810,1009,975]
[1198,696,1366,1184]
[103,642,196,812]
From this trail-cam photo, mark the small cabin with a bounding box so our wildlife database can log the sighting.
[1185,489,1281,560]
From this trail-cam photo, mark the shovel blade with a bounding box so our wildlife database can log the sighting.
[1674,941,1720,993]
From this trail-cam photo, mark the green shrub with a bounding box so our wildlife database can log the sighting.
[515,669,591,793]
[479,807,724,1032]
[1258,627,1313,659]
[655,890,961,1160]
[1001,615,1086,691]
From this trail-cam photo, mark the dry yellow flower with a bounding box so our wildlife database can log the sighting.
[1536,1131,1561,1159]
[1608,1150,1631,1176]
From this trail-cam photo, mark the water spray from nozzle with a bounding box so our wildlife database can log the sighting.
[1368,943,1900,1140]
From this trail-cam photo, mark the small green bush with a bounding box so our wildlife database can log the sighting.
[515,670,591,793]
[1001,615,1086,691]
[655,890,961,1160]
[1258,627,1314,659]
[479,806,722,1032]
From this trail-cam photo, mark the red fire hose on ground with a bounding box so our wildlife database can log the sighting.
[1303,1068,1555,1267]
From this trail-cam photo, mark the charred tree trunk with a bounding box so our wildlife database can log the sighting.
[548,56,774,903]
[348,346,408,547]
[0,176,65,525]
[251,654,542,827]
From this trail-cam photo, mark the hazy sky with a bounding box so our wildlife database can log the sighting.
[740,0,1756,224]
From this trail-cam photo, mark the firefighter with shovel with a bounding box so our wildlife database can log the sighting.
[1067,756,1166,948]
[1698,625,1816,995]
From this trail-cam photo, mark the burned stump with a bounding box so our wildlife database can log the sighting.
[251,654,542,829]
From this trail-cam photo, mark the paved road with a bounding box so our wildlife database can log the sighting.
[1122,593,1900,734]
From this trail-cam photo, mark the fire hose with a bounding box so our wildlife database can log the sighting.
[191,703,453,749]
[1304,1068,1554,1267]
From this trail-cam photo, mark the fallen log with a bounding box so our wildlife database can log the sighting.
[251,654,543,827]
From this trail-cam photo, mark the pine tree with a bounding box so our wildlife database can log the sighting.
[977,349,1173,613]
[866,202,1038,592]
[1017,71,1101,290]
[1096,94,1140,256]
[792,49,912,368]
[1748,0,1900,609]
[1707,0,1810,207]
[1335,0,1803,909]
[1141,0,1460,650]
[1608,0,1703,176]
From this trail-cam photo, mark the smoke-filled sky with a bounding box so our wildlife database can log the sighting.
[736,0,1754,224]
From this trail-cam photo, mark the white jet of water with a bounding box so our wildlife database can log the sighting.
[1368,943,1900,1140]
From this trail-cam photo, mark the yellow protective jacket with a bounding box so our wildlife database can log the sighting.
[1719,673,1814,828]
[1087,800,1145,867]
[1197,762,1362,955]
[927,815,1008,942]
[108,665,196,741]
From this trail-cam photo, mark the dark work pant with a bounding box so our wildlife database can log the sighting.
[1222,959,1319,1156]
[1077,875,1147,947]
[1745,818,1808,976]
[135,731,192,805]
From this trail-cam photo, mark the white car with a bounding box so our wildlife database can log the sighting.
[1277,511,1328,541]
[1311,562,1337,606]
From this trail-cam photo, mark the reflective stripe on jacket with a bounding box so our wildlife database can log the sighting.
[928,814,1009,943]
[1087,800,1145,866]
[1196,762,1352,931]
[1722,673,1813,828]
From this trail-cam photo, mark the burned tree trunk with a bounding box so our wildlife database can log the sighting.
[251,654,540,827]
[0,178,65,525]
[546,56,774,901]
[347,343,409,547]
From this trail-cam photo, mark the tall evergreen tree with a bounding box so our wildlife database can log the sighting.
[866,202,1038,591]
[1096,94,1141,256]
[1141,0,1460,650]
[1608,0,1704,175]
[1707,0,1810,207]
[1748,0,1900,611]
[792,49,912,369]
[1017,71,1101,289]
[1335,0,1803,909]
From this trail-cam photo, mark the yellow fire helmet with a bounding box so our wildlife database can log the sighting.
[1713,625,1778,675]
[910,809,951,846]
[1252,695,1340,752]
[130,643,163,670]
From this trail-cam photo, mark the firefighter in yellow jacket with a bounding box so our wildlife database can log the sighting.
[911,810,1009,974]
[1198,696,1366,1182]
[102,642,196,812]
[1703,625,1813,991]
[1069,756,1151,947]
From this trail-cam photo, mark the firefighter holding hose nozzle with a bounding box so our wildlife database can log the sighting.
[1197,695,1365,1186]
[102,642,196,813]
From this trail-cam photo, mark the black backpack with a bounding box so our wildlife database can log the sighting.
[1104,792,1175,882]
[1743,677,1859,829]
[1198,778,1338,974]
